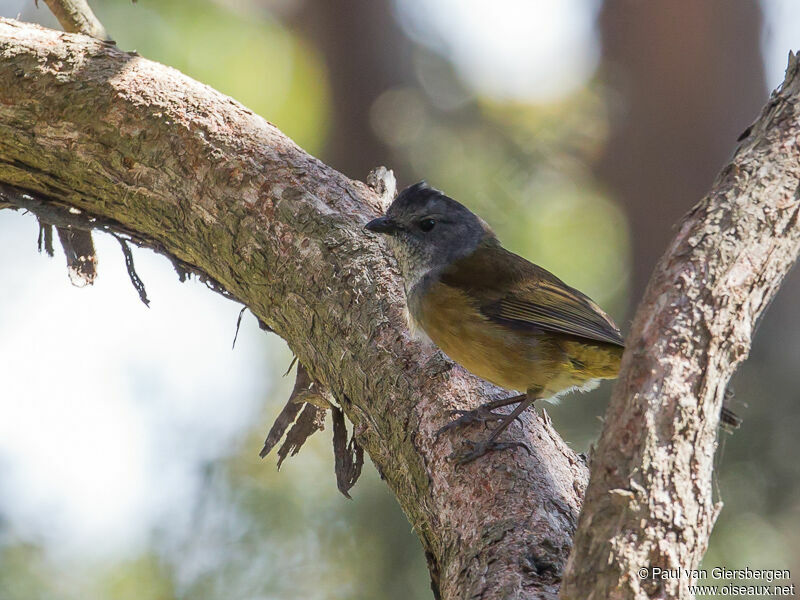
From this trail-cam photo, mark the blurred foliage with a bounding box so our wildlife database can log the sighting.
[92,0,330,154]
[0,341,430,599]
[0,541,58,599]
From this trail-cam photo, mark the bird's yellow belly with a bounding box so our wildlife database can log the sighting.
[412,282,621,396]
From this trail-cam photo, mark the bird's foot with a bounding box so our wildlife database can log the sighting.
[449,439,531,465]
[435,406,507,437]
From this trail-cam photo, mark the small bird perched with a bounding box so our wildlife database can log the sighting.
[365,182,625,463]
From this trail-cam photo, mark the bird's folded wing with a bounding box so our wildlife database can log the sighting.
[481,277,625,347]
[438,236,625,347]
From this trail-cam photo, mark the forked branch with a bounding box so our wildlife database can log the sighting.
[1,17,799,600]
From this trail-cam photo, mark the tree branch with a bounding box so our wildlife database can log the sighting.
[3,16,799,600]
[0,18,586,599]
[41,0,109,40]
[561,55,800,599]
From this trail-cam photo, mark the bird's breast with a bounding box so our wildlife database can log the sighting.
[406,280,621,395]
[408,280,546,391]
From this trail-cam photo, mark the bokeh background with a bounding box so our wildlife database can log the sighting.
[0,0,798,597]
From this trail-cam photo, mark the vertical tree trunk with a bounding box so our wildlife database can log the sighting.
[596,0,766,301]
[288,0,413,179]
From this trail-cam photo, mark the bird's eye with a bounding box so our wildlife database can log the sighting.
[418,218,436,232]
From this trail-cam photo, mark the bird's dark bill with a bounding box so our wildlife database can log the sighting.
[365,216,398,234]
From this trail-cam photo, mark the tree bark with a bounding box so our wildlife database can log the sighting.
[561,56,800,600]
[1,17,799,600]
[41,0,108,40]
[0,18,585,599]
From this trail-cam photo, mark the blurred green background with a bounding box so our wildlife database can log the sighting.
[0,0,798,597]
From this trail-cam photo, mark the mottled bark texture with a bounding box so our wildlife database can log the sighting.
[0,19,586,599]
[561,57,800,599]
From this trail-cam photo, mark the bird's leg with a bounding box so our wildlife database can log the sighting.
[449,387,543,464]
[435,393,527,437]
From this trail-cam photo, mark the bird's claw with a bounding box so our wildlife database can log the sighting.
[435,406,506,438]
[448,439,531,464]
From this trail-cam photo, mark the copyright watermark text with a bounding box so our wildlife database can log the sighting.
[638,567,795,597]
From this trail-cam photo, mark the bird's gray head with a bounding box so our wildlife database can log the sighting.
[365,182,489,289]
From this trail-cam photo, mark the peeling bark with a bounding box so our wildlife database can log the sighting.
[0,19,586,599]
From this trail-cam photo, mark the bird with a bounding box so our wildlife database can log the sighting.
[365,181,626,463]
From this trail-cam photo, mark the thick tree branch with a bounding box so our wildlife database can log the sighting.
[0,19,586,599]
[3,17,799,600]
[561,56,800,599]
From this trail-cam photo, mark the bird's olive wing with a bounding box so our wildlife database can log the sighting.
[439,237,625,347]
[481,276,625,347]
